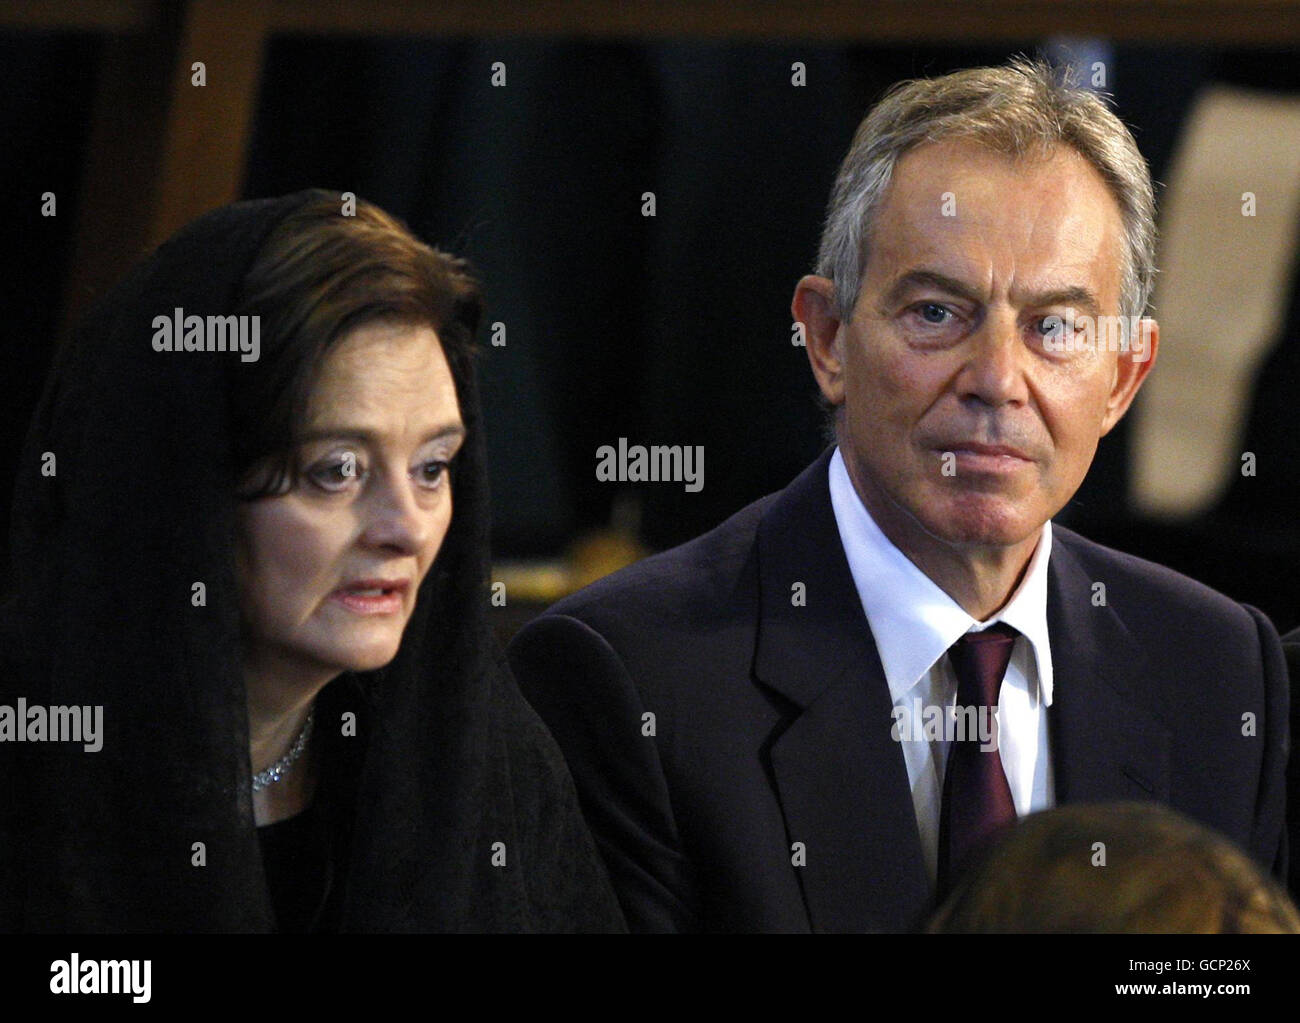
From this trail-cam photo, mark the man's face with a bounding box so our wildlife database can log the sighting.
[801,139,1156,558]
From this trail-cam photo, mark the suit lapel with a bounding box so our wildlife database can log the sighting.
[1047,529,1172,804]
[753,450,931,932]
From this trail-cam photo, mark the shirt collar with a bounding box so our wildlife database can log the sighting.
[827,446,1054,706]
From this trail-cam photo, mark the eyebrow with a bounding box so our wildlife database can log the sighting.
[883,269,1103,315]
[296,424,467,445]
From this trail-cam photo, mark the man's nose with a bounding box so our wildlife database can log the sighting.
[359,470,430,553]
[957,312,1029,408]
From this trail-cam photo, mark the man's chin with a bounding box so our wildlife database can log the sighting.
[913,498,1044,552]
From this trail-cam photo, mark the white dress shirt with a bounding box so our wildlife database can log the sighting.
[827,447,1056,883]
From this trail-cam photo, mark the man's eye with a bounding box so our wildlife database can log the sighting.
[416,460,451,490]
[917,303,951,325]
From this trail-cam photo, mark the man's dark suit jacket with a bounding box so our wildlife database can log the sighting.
[508,449,1289,932]
[1279,628,1300,899]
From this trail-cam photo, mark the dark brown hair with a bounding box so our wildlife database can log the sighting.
[229,190,482,497]
[927,802,1300,933]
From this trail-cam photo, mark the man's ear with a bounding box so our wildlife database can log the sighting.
[792,275,846,409]
[1100,316,1159,436]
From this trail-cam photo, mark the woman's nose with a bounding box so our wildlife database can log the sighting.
[359,470,431,553]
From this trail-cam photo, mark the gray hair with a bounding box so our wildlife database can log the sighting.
[816,56,1157,324]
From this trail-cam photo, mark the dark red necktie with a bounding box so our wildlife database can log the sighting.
[936,622,1019,893]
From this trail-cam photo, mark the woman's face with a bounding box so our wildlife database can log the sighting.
[236,321,464,685]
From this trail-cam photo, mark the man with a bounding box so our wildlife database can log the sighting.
[508,58,1289,932]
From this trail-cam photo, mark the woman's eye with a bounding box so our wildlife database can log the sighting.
[416,460,451,490]
[307,456,363,492]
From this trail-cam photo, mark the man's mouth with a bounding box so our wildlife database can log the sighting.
[944,442,1031,459]
[936,442,1034,475]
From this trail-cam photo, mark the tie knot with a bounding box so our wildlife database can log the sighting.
[948,622,1019,708]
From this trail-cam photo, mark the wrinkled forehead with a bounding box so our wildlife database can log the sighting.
[864,139,1126,305]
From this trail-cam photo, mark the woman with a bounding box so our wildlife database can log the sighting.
[0,190,625,932]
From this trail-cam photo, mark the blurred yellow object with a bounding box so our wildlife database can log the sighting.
[492,528,650,605]
[567,529,651,590]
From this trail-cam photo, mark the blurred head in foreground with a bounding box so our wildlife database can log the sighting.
[927,802,1300,933]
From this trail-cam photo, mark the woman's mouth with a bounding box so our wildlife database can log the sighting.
[329,579,409,615]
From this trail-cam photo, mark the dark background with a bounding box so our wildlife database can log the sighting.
[3,9,1299,631]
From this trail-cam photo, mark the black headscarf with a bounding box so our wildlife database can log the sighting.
[0,191,625,933]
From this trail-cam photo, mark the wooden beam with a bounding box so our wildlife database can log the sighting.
[0,0,153,32]
[266,0,1300,45]
[148,0,270,249]
[9,0,1300,43]
[60,0,270,338]
[60,2,182,339]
